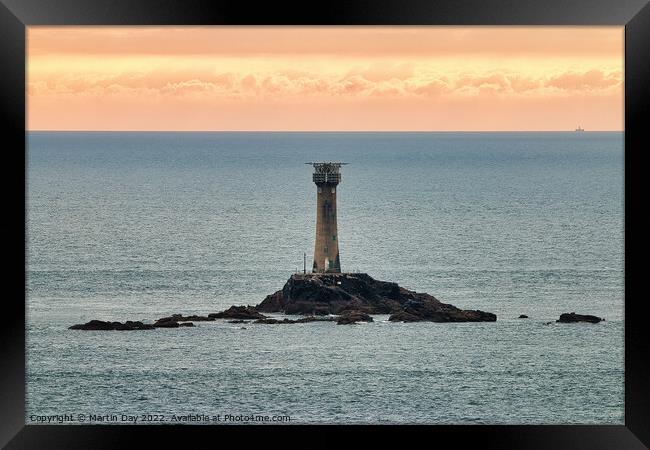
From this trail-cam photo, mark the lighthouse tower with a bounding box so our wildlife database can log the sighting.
[307,162,347,273]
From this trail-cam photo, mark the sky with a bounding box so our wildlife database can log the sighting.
[27,27,623,131]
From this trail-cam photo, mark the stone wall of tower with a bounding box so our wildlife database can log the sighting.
[313,182,340,273]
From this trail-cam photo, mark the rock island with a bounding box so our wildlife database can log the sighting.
[69,162,496,329]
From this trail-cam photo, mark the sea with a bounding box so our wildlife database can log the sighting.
[26,131,624,424]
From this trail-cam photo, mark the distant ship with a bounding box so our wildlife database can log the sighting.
[575,126,585,132]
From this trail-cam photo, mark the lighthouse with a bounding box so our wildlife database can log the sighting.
[306,162,347,273]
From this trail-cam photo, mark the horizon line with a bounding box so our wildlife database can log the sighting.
[27,129,624,133]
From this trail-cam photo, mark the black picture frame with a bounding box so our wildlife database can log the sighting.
[1,0,647,448]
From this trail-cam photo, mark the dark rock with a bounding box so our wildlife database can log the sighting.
[153,317,180,328]
[253,316,336,324]
[296,316,336,323]
[256,273,394,315]
[69,320,114,330]
[209,305,267,320]
[556,312,604,324]
[518,314,529,319]
[157,314,214,322]
[257,290,284,313]
[337,310,374,325]
[388,297,496,323]
[385,311,421,323]
[119,321,155,330]
[312,306,331,316]
[254,318,298,324]
[71,274,496,330]
[69,320,154,330]
[256,273,495,323]
[174,314,214,322]
[154,321,179,328]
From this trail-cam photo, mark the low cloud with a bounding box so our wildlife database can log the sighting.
[546,69,621,91]
[29,68,622,101]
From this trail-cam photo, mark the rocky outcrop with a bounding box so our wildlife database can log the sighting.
[155,314,214,323]
[256,273,496,323]
[337,311,374,325]
[388,298,495,323]
[257,273,400,315]
[174,314,214,321]
[385,311,421,322]
[69,317,203,330]
[557,312,604,323]
[257,290,284,313]
[254,318,301,324]
[69,274,496,330]
[209,306,267,320]
[518,314,529,319]
[153,317,180,328]
[146,313,215,328]
[69,320,154,330]
[253,316,336,324]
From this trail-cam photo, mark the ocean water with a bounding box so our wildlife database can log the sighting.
[26,131,624,424]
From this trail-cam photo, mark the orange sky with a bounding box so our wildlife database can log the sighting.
[27,27,623,131]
